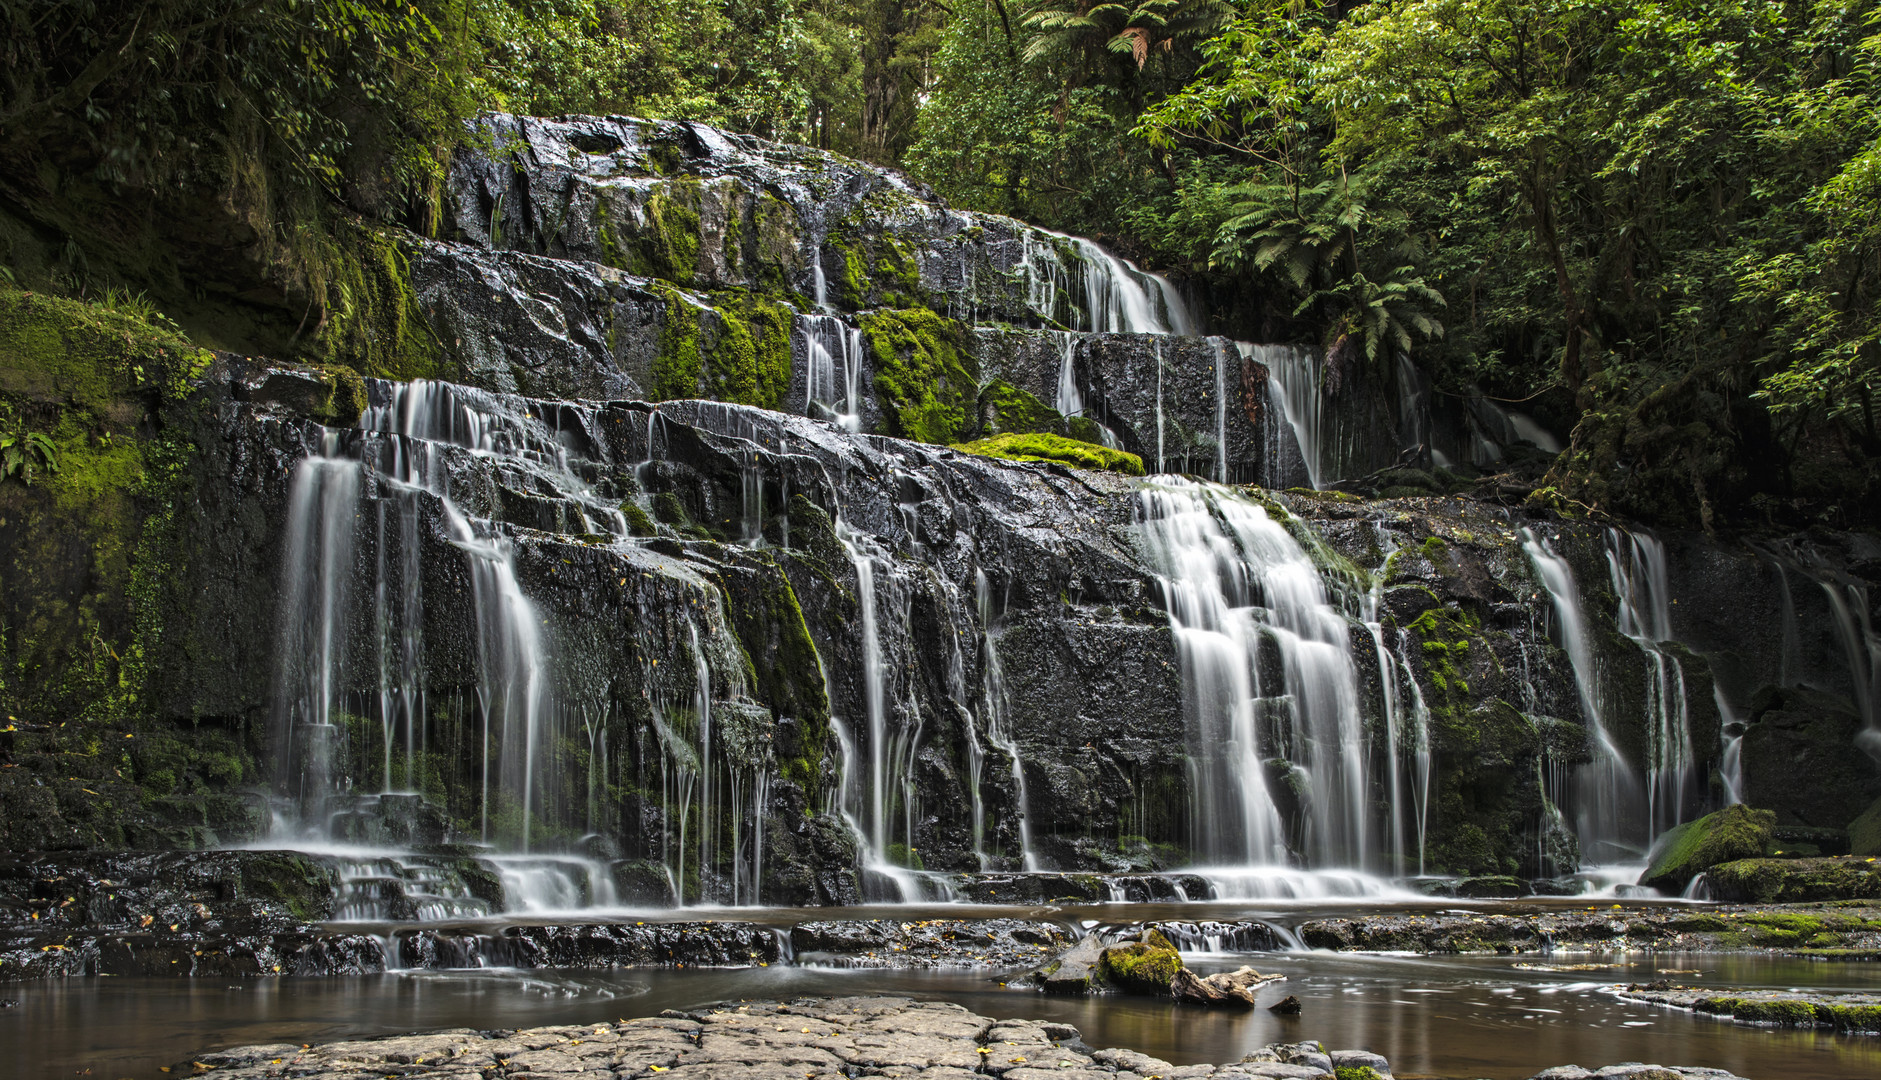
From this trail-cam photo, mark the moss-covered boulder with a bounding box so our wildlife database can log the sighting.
[1639,805,1775,892]
[1099,928,1182,995]
[1706,856,1881,903]
[952,433,1144,476]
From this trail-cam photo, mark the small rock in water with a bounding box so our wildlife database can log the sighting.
[1268,994,1303,1014]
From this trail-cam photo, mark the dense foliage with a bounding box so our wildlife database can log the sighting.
[2,0,1877,527]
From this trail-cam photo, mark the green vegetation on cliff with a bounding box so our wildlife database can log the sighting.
[861,309,979,444]
[953,433,1145,476]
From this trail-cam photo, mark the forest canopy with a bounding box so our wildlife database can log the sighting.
[2,0,1877,528]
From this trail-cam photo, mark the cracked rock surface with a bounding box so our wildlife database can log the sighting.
[184,995,1393,1080]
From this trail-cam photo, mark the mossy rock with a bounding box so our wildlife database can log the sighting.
[1099,930,1182,995]
[860,308,979,444]
[1706,856,1881,903]
[952,433,1144,476]
[1639,804,1775,892]
[621,500,656,537]
[977,379,1069,438]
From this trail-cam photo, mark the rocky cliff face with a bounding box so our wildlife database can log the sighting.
[2,115,1878,915]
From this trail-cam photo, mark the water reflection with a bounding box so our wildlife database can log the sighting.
[4,953,1876,1080]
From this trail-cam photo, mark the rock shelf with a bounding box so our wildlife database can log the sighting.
[1613,984,1881,1033]
[175,995,1759,1080]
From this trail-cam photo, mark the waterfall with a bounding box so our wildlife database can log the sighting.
[832,525,928,901]
[1212,340,1230,483]
[1606,529,1696,837]
[1817,572,1881,762]
[976,570,1039,871]
[800,314,864,433]
[265,378,775,913]
[1136,479,1371,871]
[1015,229,1196,335]
[272,439,361,836]
[1052,331,1120,449]
[1239,342,1324,490]
[1360,523,1431,875]
[1520,528,1646,862]
[1717,685,1745,805]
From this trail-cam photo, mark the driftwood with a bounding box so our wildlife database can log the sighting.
[1171,964,1285,1008]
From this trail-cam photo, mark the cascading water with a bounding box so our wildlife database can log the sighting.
[1053,332,1120,449]
[975,570,1039,871]
[831,524,930,901]
[1136,479,1395,895]
[264,379,767,916]
[1606,529,1697,837]
[1520,528,1647,863]
[1238,342,1325,490]
[1359,523,1432,876]
[800,314,864,433]
[1014,229,1196,335]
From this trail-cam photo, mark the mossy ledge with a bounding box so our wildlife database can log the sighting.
[952,433,1144,476]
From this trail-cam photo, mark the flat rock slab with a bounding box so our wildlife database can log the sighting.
[1614,984,1881,1032]
[182,995,1390,1079]
[1527,1067,1754,1080]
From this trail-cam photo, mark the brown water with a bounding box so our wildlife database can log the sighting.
[5,949,1878,1080]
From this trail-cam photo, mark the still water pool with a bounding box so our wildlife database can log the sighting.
[4,947,1877,1080]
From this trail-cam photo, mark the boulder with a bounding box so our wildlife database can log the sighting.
[1739,687,1881,827]
[1850,795,1881,856]
[1704,856,1881,902]
[1099,928,1183,995]
[1638,805,1774,892]
[1037,935,1107,995]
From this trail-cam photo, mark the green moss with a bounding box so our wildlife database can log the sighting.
[621,500,656,537]
[238,854,337,921]
[653,491,690,526]
[718,556,831,792]
[1337,1069,1384,1080]
[1,288,211,729]
[953,432,1144,476]
[838,241,871,309]
[1706,857,1881,903]
[709,292,794,409]
[752,195,798,294]
[320,223,444,380]
[1100,936,1183,994]
[1066,416,1107,445]
[639,179,702,285]
[1408,605,1481,703]
[874,237,923,305]
[977,379,1068,437]
[652,285,701,400]
[1640,805,1775,891]
[861,308,980,444]
[884,841,924,870]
